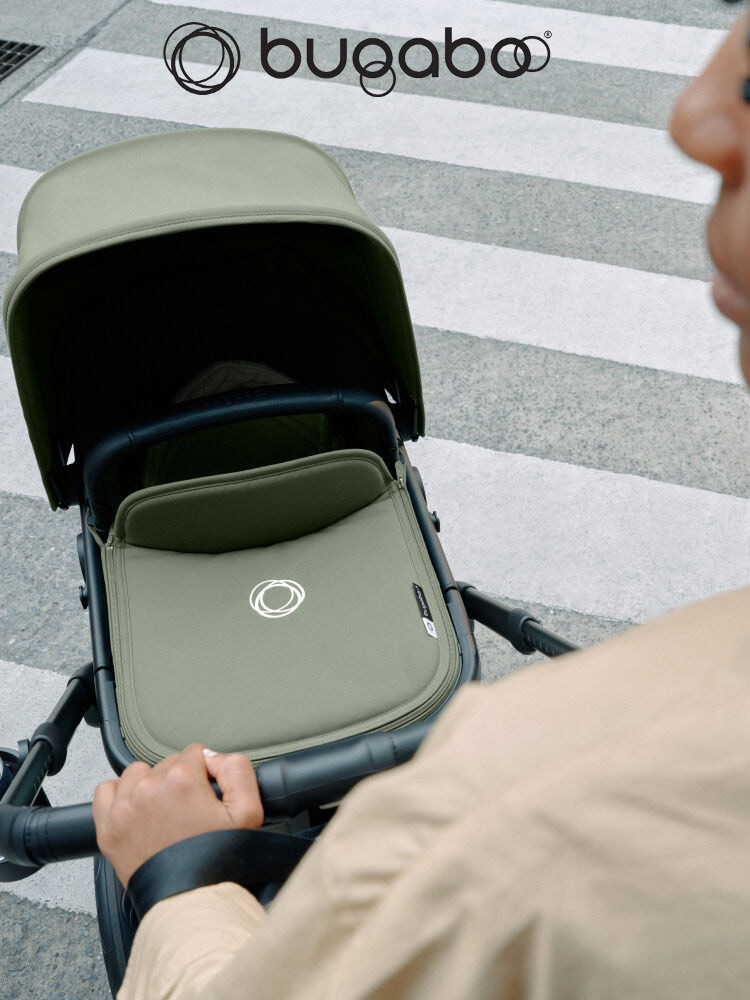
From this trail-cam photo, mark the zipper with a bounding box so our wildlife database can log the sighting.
[377,636,461,732]
[372,460,460,731]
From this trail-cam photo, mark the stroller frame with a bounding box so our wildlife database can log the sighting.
[0,127,580,996]
[79,381,480,789]
[0,379,576,993]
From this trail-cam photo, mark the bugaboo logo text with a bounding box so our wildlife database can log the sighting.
[250,580,306,619]
[164,25,550,97]
[163,22,240,94]
[261,28,550,97]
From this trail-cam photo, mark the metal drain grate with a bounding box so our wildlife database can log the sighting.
[0,40,43,83]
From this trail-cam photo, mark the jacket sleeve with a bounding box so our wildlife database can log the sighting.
[115,590,750,1000]
[115,684,494,1000]
[116,683,535,1000]
[117,882,266,1000]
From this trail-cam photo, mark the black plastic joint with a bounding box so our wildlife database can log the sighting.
[506,608,541,655]
[47,462,79,511]
[30,723,68,777]
[69,662,95,694]
[394,399,419,442]
[83,703,101,729]
[15,739,30,768]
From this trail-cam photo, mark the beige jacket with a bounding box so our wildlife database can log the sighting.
[119,586,750,999]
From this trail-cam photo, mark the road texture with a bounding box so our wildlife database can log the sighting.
[0,0,748,995]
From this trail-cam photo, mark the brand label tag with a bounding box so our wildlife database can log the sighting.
[413,583,437,639]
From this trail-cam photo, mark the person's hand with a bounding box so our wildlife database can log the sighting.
[93,743,264,889]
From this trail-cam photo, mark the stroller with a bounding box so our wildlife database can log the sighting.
[0,128,576,996]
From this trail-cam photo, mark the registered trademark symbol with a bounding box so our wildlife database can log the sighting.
[544,31,551,38]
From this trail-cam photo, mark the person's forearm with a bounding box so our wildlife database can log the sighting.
[117,883,266,1000]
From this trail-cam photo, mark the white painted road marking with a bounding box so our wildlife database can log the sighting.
[147,0,728,78]
[1,204,739,383]
[24,48,717,203]
[0,357,45,500]
[385,227,742,384]
[0,166,38,256]
[1,365,747,624]
[410,436,750,622]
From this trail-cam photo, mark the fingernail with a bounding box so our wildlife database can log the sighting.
[202,748,218,757]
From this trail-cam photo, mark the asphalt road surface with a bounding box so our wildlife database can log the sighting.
[1,0,749,996]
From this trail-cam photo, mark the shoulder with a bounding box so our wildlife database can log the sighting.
[435,584,750,782]
[322,585,750,894]
[246,589,750,998]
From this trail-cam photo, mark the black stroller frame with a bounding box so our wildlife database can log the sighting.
[0,381,577,991]
[0,128,579,995]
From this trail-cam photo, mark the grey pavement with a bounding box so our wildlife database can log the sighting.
[0,0,747,995]
[0,891,110,1000]
[518,0,742,28]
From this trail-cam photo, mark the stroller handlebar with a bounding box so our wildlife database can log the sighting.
[82,384,402,532]
[0,586,573,878]
[0,802,97,870]
[0,721,431,877]
[256,720,430,819]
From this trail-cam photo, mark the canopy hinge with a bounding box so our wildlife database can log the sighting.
[393,398,419,442]
[48,462,80,510]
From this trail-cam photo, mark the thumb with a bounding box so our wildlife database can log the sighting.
[203,750,264,829]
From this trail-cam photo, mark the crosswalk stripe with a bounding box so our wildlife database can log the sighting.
[147,0,728,78]
[23,48,716,203]
[0,659,112,915]
[411,436,750,622]
[1,363,747,622]
[0,166,39,257]
[0,356,45,499]
[1,194,737,382]
[0,0,746,947]
[384,227,741,384]
[2,423,750,911]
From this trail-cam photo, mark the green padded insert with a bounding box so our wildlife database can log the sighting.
[114,450,392,552]
[102,449,460,764]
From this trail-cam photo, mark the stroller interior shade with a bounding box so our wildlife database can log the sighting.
[3,129,425,511]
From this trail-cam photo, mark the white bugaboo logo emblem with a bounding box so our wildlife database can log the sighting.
[249,580,306,619]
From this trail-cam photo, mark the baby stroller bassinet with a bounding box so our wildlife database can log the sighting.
[0,128,577,997]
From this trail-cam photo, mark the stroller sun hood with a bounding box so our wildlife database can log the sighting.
[3,127,425,508]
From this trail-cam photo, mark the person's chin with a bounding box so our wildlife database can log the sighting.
[710,273,750,387]
[712,270,750,326]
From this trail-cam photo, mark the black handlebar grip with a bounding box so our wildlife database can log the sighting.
[84,385,401,532]
[0,722,433,872]
[0,803,97,868]
[256,722,430,819]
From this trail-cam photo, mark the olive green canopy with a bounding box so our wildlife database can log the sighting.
[3,128,425,508]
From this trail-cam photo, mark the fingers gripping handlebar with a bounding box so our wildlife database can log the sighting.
[0,718,429,877]
[0,584,573,877]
